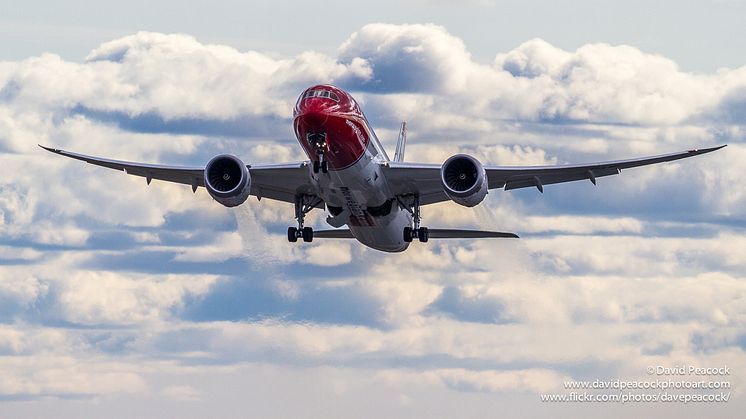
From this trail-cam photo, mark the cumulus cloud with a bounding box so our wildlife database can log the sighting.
[0,23,744,417]
[2,32,372,123]
[339,23,474,93]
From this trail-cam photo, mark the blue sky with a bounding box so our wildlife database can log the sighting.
[1,2,745,417]
[3,0,746,72]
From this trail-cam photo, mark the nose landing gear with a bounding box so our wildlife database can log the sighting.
[308,132,328,174]
[313,155,328,174]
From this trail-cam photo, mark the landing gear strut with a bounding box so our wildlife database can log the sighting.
[313,154,328,174]
[308,132,328,174]
[401,195,429,243]
[288,194,322,243]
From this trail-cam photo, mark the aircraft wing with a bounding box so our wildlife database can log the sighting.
[38,145,319,206]
[383,145,726,205]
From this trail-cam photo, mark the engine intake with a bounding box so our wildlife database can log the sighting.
[440,154,488,207]
[204,154,251,207]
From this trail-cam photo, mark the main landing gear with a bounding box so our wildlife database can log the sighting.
[401,195,429,243]
[288,194,322,243]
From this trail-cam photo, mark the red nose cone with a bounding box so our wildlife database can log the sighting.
[297,99,328,127]
[293,85,369,171]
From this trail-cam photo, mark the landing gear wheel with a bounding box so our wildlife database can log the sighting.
[288,194,322,245]
[320,160,328,173]
[313,160,320,173]
[403,227,413,243]
[287,227,298,242]
[401,195,429,244]
[302,226,314,242]
[418,226,429,243]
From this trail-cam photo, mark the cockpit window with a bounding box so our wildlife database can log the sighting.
[302,89,340,102]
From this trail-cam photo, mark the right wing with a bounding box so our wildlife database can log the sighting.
[39,145,319,206]
[382,145,726,205]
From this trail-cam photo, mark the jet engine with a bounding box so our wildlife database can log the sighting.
[204,154,251,207]
[440,154,488,207]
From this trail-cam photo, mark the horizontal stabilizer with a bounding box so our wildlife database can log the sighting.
[313,229,355,239]
[427,229,519,239]
[312,229,518,239]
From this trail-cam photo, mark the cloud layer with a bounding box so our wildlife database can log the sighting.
[1,23,744,417]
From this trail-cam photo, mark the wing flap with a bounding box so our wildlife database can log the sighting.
[503,166,620,190]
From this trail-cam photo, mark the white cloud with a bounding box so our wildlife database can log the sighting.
[52,272,218,325]
[339,23,474,94]
[0,24,744,418]
[160,385,201,401]
[0,355,148,398]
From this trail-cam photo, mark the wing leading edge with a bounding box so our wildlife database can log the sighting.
[383,145,726,204]
[38,145,318,206]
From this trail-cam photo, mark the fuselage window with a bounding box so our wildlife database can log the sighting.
[302,89,340,102]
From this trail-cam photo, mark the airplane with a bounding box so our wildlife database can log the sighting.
[40,84,725,252]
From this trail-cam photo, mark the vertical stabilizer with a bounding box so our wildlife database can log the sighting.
[393,121,407,162]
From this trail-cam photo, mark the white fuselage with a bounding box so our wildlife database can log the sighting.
[311,133,412,252]
[293,84,415,252]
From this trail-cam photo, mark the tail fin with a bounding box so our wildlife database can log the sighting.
[393,122,407,162]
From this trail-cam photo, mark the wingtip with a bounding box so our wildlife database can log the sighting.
[38,144,60,153]
[690,144,727,154]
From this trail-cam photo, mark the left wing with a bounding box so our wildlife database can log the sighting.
[39,145,318,206]
[383,145,726,205]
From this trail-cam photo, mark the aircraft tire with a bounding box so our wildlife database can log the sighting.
[302,226,314,242]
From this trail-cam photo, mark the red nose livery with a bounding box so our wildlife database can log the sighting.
[294,85,370,171]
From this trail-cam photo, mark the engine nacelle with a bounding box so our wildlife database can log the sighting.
[204,154,251,207]
[440,154,488,207]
